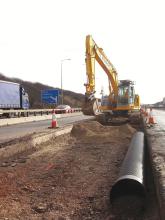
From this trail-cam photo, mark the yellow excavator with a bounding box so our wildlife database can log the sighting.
[83,35,140,119]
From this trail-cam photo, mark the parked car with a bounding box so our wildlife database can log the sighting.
[55,105,72,114]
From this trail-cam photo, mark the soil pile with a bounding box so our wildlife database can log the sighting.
[71,121,136,143]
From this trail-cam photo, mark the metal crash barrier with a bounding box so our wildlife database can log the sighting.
[0,108,82,117]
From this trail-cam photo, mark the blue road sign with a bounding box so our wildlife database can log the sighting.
[41,89,59,104]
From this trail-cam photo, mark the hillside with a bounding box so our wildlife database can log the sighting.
[0,73,84,108]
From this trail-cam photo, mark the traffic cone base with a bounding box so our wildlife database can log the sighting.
[51,120,57,128]
[146,107,156,127]
[148,116,156,124]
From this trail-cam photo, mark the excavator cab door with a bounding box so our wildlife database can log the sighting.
[117,81,135,106]
[128,86,135,104]
[117,85,129,105]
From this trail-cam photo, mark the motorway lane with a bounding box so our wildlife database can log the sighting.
[153,109,165,130]
[146,109,165,218]
[0,114,94,144]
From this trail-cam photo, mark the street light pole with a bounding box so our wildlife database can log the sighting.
[61,61,63,104]
[61,58,71,104]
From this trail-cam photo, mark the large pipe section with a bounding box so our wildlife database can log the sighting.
[110,131,146,216]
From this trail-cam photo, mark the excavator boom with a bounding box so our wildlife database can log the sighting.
[83,35,119,115]
[85,35,118,98]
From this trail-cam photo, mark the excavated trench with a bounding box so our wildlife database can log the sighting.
[143,137,160,220]
[109,133,160,220]
[97,114,160,220]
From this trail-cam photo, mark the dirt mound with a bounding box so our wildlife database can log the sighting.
[71,121,136,143]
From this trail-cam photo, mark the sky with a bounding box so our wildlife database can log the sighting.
[0,0,165,104]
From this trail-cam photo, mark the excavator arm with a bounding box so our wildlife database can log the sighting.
[83,35,119,115]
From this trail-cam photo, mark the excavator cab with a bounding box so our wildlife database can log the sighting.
[100,80,138,116]
[110,80,135,115]
[117,80,134,106]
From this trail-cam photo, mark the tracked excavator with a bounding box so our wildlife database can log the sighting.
[83,35,140,121]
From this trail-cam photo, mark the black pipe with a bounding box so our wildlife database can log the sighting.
[110,131,146,217]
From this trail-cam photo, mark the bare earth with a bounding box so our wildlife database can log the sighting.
[0,120,159,220]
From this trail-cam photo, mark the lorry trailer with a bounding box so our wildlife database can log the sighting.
[0,80,29,110]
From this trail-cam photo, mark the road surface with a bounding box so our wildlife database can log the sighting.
[146,109,165,219]
[153,109,165,130]
[0,114,94,144]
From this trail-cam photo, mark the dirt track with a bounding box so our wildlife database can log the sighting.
[0,120,159,220]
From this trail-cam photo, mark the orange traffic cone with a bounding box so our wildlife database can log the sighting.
[49,109,58,128]
[147,108,156,126]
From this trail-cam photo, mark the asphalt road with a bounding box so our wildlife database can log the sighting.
[153,109,165,130]
[0,114,94,144]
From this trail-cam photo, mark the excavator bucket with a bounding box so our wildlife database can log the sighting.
[82,99,100,116]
